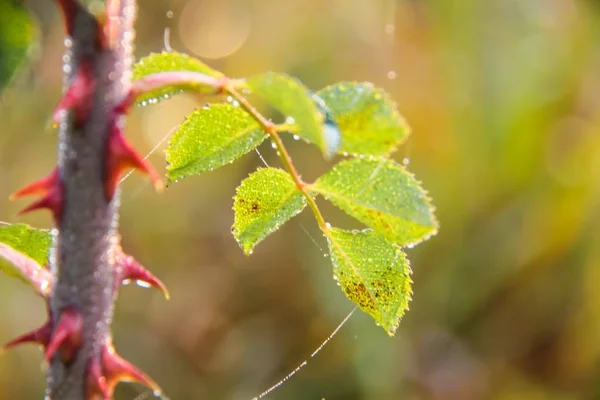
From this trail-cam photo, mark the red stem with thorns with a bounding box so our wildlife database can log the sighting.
[4,0,166,399]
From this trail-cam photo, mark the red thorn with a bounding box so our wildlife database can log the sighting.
[3,321,51,351]
[44,307,84,364]
[88,344,162,399]
[53,0,79,35]
[12,168,64,222]
[11,168,59,200]
[117,253,170,299]
[87,357,110,399]
[104,125,163,201]
[114,90,137,115]
[53,60,96,126]
[18,185,64,223]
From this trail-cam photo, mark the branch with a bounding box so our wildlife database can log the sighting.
[5,1,165,398]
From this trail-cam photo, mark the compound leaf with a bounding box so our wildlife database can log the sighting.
[313,158,437,246]
[0,223,52,296]
[247,72,338,156]
[133,51,224,103]
[166,104,267,184]
[233,168,306,255]
[326,228,412,336]
[317,82,410,156]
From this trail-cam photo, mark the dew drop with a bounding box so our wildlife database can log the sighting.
[136,280,151,288]
[285,116,296,125]
[293,135,300,141]
[232,100,240,107]
[62,64,72,74]
[226,96,233,103]
[166,10,174,19]
[387,70,397,80]
[402,157,410,166]
[325,222,332,229]
[64,38,73,48]
[122,279,132,285]
[271,142,277,149]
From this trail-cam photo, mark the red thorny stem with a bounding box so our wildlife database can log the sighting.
[6,1,166,399]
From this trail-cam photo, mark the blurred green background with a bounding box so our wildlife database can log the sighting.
[2,0,600,399]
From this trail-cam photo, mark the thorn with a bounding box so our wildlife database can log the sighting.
[88,344,162,399]
[53,0,79,35]
[87,357,110,399]
[117,253,170,299]
[44,307,83,364]
[3,322,51,352]
[11,168,59,200]
[104,124,163,201]
[53,60,96,126]
[114,90,137,115]
[11,168,64,223]
[18,184,64,223]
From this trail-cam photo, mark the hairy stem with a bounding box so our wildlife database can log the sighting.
[48,0,135,398]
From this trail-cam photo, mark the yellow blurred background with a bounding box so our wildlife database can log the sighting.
[1,0,600,399]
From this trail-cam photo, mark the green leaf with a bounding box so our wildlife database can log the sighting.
[326,228,412,336]
[133,51,224,103]
[247,72,336,156]
[166,104,267,184]
[0,223,52,266]
[317,82,410,156]
[0,223,53,296]
[0,244,52,297]
[232,168,306,255]
[313,158,437,246]
[0,0,36,93]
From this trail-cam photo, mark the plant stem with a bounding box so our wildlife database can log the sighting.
[226,86,329,232]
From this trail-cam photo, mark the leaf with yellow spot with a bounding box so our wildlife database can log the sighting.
[166,104,267,184]
[313,158,437,246]
[133,51,224,103]
[0,224,53,296]
[232,168,306,255]
[316,82,410,156]
[326,228,412,336]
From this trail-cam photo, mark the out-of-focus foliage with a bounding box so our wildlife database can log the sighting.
[0,223,51,266]
[2,0,600,399]
[0,0,35,93]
